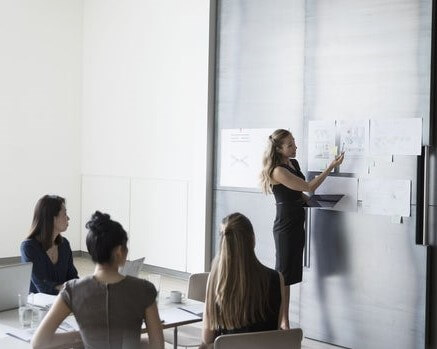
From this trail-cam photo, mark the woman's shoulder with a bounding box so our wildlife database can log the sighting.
[20,238,41,251]
[261,265,280,282]
[124,276,156,292]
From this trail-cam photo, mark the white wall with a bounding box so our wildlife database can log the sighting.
[0,0,83,257]
[81,0,210,272]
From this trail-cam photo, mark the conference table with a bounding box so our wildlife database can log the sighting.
[0,292,204,349]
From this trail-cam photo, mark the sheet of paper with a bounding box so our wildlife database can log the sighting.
[359,178,411,216]
[308,120,336,171]
[59,316,80,332]
[220,128,275,188]
[315,177,358,212]
[338,120,369,173]
[28,293,57,309]
[369,118,422,155]
[119,257,145,277]
[159,308,201,325]
[178,303,204,317]
[0,324,16,339]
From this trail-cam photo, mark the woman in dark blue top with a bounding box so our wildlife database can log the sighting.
[260,129,344,329]
[20,195,78,295]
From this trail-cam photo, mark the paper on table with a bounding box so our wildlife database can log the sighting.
[315,177,358,212]
[178,303,204,317]
[6,327,67,343]
[28,293,56,309]
[359,178,411,216]
[369,118,422,156]
[0,324,16,339]
[119,257,145,277]
[220,128,275,188]
[59,316,80,332]
[308,120,336,172]
[159,308,201,325]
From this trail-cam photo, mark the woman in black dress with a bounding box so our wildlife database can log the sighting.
[260,129,344,329]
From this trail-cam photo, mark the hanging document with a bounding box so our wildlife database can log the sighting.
[359,178,411,217]
[369,118,422,155]
[308,120,336,171]
[220,128,274,188]
[338,120,369,174]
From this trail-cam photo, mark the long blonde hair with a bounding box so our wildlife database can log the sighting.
[260,129,292,194]
[205,213,270,330]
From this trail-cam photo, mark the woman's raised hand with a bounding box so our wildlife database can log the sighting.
[330,152,345,168]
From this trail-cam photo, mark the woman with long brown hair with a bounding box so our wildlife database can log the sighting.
[260,129,344,329]
[200,212,285,347]
[20,195,78,295]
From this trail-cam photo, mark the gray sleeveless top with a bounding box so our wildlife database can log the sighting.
[61,275,157,349]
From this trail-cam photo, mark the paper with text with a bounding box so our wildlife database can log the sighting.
[369,118,422,155]
[359,178,411,216]
[308,120,336,171]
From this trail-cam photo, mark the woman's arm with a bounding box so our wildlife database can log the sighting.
[272,153,344,193]
[144,302,164,349]
[278,272,286,329]
[20,241,58,294]
[64,240,79,280]
[31,295,82,349]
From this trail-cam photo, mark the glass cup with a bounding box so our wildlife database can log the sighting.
[18,294,33,328]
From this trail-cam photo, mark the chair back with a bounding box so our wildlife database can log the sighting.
[214,329,303,349]
[187,272,209,302]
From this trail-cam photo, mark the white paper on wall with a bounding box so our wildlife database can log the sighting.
[338,120,369,174]
[308,120,336,171]
[315,176,358,212]
[219,128,275,188]
[359,178,411,216]
[369,118,422,155]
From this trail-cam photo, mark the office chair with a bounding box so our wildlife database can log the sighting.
[214,328,303,349]
[163,272,209,347]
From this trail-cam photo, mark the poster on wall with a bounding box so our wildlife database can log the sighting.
[359,178,411,217]
[369,118,422,156]
[308,120,336,171]
[338,119,369,174]
[220,128,275,188]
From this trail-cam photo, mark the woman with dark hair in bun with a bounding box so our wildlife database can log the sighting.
[32,211,164,349]
[20,195,78,295]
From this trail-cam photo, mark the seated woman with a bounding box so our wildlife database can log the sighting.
[200,212,285,348]
[20,195,78,295]
[31,211,164,349]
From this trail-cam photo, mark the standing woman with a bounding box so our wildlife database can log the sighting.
[260,129,344,329]
[20,195,78,295]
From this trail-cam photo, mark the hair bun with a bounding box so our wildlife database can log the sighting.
[86,211,111,233]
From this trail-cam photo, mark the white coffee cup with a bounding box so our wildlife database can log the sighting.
[169,290,183,303]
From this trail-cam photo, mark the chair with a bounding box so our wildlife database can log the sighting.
[214,329,303,349]
[163,272,209,347]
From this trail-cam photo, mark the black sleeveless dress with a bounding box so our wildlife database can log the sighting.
[272,159,306,285]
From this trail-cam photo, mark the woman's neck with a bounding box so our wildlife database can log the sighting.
[93,263,124,284]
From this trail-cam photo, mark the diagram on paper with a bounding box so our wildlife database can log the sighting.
[220,128,275,188]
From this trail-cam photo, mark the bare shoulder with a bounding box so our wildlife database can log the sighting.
[271,166,291,182]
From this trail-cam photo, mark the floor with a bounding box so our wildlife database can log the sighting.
[74,256,339,349]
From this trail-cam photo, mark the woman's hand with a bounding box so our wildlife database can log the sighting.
[329,152,345,169]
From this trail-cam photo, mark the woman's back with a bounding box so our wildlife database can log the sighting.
[61,275,156,349]
[214,266,281,336]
